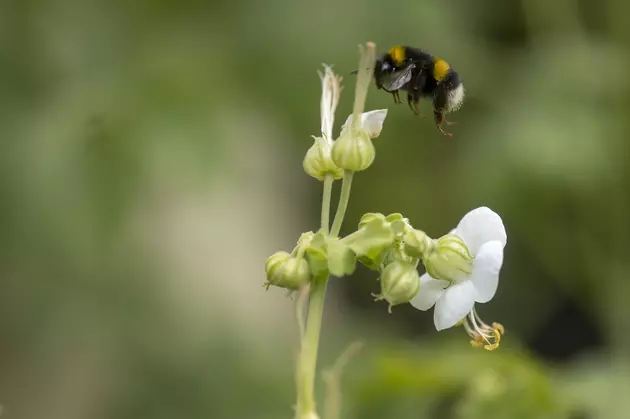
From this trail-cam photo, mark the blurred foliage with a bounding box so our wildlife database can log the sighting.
[1,0,630,418]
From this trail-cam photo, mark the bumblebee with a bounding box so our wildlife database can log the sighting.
[374,46,465,136]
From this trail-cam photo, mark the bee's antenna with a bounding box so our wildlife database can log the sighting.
[350,67,374,75]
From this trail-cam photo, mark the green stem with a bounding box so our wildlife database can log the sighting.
[293,174,336,419]
[321,175,334,234]
[330,171,354,237]
[296,275,328,418]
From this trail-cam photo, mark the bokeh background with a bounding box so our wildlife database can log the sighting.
[2,0,630,418]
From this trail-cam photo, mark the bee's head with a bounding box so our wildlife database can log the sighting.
[372,56,392,90]
[376,56,394,73]
[353,47,407,90]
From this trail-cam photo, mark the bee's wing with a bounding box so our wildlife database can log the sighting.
[382,64,416,91]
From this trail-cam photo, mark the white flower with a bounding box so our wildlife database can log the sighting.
[410,207,507,349]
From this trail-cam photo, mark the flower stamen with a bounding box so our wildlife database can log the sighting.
[463,307,505,351]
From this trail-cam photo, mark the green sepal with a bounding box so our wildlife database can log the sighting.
[303,231,357,278]
[384,243,418,266]
[357,247,389,271]
[349,213,395,258]
[358,213,387,229]
[326,237,357,277]
[304,232,329,277]
[386,213,409,239]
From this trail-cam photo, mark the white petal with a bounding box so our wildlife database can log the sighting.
[433,281,476,331]
[360,109,388,138]
[453,207,507,256]
[410,274,449,311]
[339,114,354,137]
[470,240,504,303]
[339,109,388,139]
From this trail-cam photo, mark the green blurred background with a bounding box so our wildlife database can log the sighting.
[1,0,630,418]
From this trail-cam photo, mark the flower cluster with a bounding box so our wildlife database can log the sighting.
[352,207,507,349]
[267,205,508,350]
[265,48,508,350]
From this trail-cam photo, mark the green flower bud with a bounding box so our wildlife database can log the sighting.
[383,243,416,266]
[303,136,344,181]
[265,251,290,278]
[422,234,473,283]
[264,251,311,290]
[403,228,434,259]
[374,261,420,313]
[331,129,375,172]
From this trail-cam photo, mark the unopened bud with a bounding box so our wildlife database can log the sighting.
[404,229,434,258]
[374,261,420,312]
[303,136,344,181]
[331,129,375,172]
[422,234,473,283]
[264,251,311,290]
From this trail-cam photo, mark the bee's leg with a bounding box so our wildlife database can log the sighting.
[434,111,452,136]
[393,90,401,104]
[382,87,401,104]
[433,88,453,136]
[406,92,418,114]
[407,93,426,119]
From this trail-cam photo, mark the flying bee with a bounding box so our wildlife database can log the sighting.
[372,46,465,136]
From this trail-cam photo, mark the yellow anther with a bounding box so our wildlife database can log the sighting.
[483,341,500,351]
[463,308,505,351]
[482,327,502,351]
[492,322,505,335]
[493,327,502,342]
[470,334,485,348]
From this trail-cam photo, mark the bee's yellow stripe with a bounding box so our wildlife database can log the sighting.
[433,58,450,81]
[388,46,406,66]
